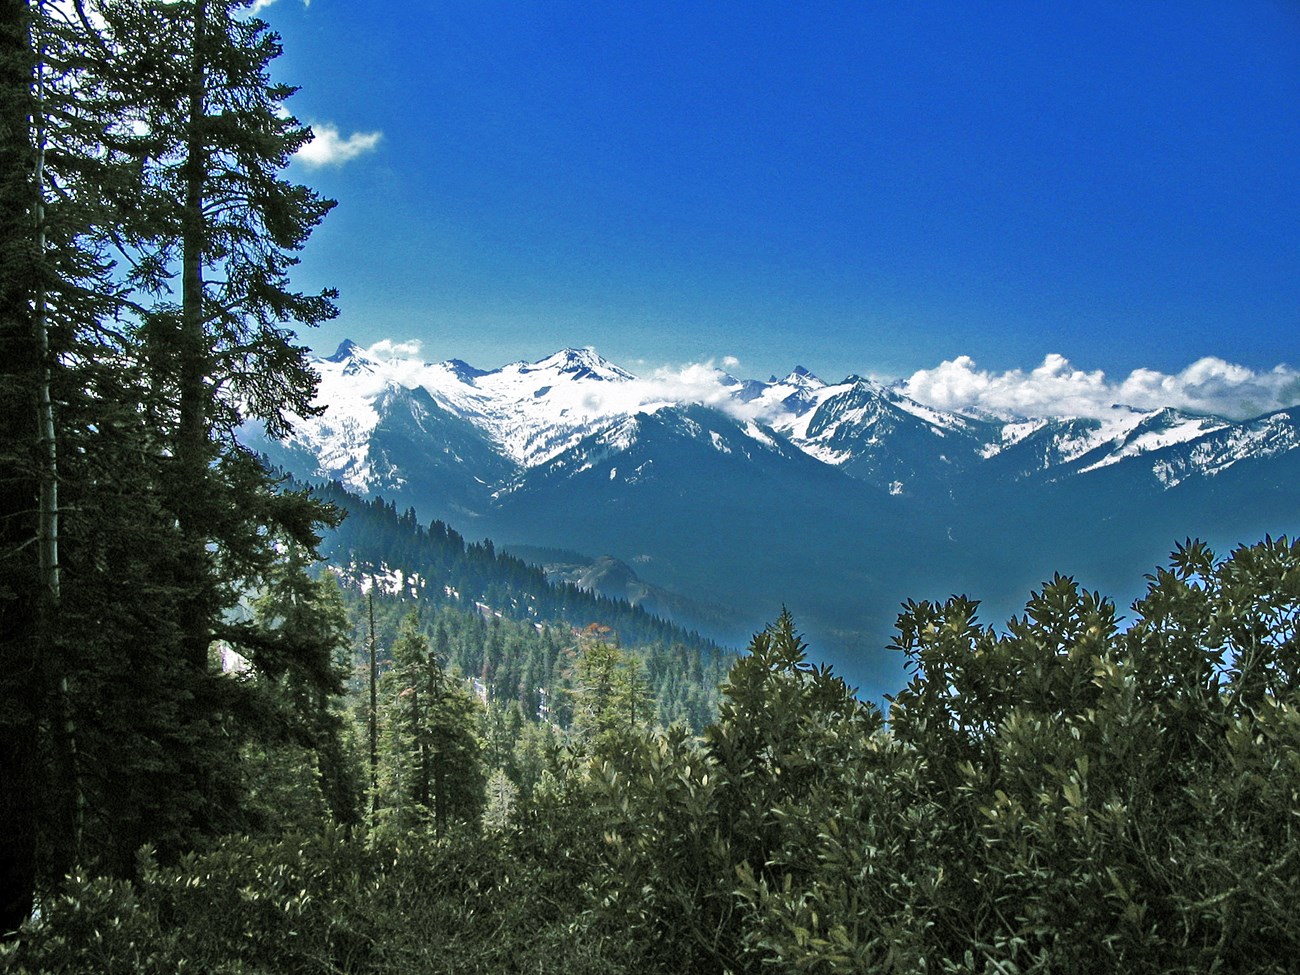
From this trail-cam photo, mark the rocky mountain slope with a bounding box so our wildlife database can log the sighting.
[247,342,1300,697]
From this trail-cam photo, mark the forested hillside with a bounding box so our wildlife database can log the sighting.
[309,477,733,736]
[306,475,724,657]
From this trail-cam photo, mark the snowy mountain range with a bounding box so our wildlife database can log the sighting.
[247,341,1300,697]
[270,340,1294,496]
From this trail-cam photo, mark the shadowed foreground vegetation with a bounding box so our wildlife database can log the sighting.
[6,536,1299,974]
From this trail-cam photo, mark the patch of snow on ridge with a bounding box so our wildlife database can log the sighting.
[1008,409,1151,468]
[600,416,641,452]
[881,384,979,433]
[981,419,1049,458]
[763,381,843,439]
[799,442,852,466]
[742,421,779,449]
[1079,413,1229,473]
[1055,413,1144,464]
[1148,413,1300,488]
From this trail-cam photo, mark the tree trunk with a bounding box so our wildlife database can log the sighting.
[0,0,39,935]
[31,0,81,876]
[177,0,210,672]
[368,587,378,820]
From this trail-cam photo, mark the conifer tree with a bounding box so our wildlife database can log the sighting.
[248,551,359,828]
[0,0,137,921]
[567,637,652,752]
[0,0,41,935]
[377,612,484,835]
[2,0,341,920]
[76,0,338,666]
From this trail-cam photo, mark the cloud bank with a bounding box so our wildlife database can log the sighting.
[358,342,1300,424]
[902,355,1300,421]
[368,339,424,360]
[631,354,1300,423]
[295,123,382,168]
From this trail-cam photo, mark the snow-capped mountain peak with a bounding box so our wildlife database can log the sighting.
[519,347,635,382]
[259,340,1299,506]
[777,364,825,388]
[443,358,487,383]
[324,338,365,363]
[324,338,377,377]
[735,364,830,423]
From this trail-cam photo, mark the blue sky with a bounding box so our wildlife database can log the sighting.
[257,0,1299,415]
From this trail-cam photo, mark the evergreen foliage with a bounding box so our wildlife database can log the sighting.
[0,0,341,927]
[7,536,1300,972]
[374,612,484,837]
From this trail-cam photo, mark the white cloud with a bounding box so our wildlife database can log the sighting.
[250,0,309,13]
[722,355,741,369]
[295,123,382,168]
[568,361,744,420]
[367,339,423,360]
[349,341,1300,424]
[902,354,1300,421]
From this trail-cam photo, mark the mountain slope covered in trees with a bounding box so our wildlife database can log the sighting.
[303,475,734,735]
[305,476,724,657]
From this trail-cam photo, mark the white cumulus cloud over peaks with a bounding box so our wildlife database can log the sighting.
[538,359,746,420]
[295,123,382,168]
[368,339,423,360]
[902,355,1300,421]
[349,341,1300,424]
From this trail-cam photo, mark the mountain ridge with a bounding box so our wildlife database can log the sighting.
[291,339,1275,494]
[245,341,1300,697]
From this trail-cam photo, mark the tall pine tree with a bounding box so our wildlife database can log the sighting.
[0,0,41,935]
[377,612,485,836]
[2,0,343,922]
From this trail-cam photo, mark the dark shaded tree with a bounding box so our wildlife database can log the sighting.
[0,0,41,934]
[1,0,341,922]
[377,612,485,835]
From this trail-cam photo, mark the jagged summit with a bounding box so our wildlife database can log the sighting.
[326,338,365,363]
[767,365,824,387]
[323,339,377,377]
[521,347,634,382]
[443,358,487,383]
[785,365,823,384]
